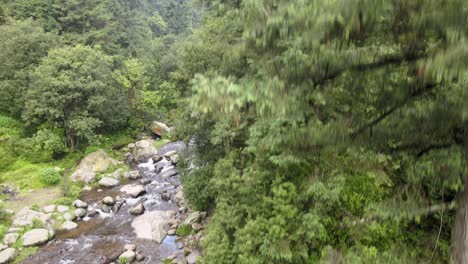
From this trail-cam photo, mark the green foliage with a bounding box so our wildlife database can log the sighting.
[176,224,195,237]
[39,168,61,186]
[119,256,128,264]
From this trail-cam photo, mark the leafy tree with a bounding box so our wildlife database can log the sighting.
[0,19,58,116]
[23,45,123,151]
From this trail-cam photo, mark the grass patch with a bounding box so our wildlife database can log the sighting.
[176,224,195,237]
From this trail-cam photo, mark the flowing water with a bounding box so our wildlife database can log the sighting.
[21,141,187,264]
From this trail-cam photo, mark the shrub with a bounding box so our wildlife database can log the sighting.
[38,167,61,185]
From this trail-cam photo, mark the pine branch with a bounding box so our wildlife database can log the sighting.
[350,82,439,138]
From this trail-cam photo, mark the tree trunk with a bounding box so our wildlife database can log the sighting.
[453,137,468,263]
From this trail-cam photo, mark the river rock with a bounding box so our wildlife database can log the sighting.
[128,171,142,180]
[57,205,69,213]
[99,177,119,188]
[63,212,75,221]
[130,203,145,215]
[164,150,177,158]
[12,207,50,227]
[100,205,110,213]
[87,210,98,217]
[124,244,136,251]
[192,223,204,232]
[22,229,52,246]
[186,250,201,264]
[83,185,92,191]
[70,149,119,183]
[0,245,6,251]
[133,140,158,162]
[152,155,163,163]
[140,179,152,185]
[183,212,200,225]
[73,199,88,208]
[61,221,78,230]
[136,253,145,261]
[3,233,18,246]
[102,196,115,205]
[119,250,136,262]
[149,121,171,137]
[128,143,135,150]
[120,185,146,198]
[43,205,55,213]
[168,229,176,235]
[74,208,86,218]
[161,169,178,178]
[0,248,16,264]
[112,169,124,180]
[161,191,171,201]
[131,210,175,243]
[170,154,179,164]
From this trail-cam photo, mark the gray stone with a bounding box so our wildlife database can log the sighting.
[99,177,119,188]
[119,250,136,262]
[168,229,176,235]
[133,140,158,162]
[186,251,201,264]
[130,204,145,215]
[43,205,55,213]
[170,154,179,164]
[183,212,201,225]
[124,244,136,251]
[192,223,204,232]
[140,179,152,185]
[161,191,171,201]
[102,196,115,205]
[112,169,124,180]
[61,221,78,230]
[120,185,146,198]
[87,210,98,217]
[63,212,75,221]
[164,150,177,158]
[131,211,175,243]
[70,149,119,183]
[0,248,16,264]
[3,233,18,246]
[149,121,171,137]
[161,169,178,178]
[12,207,50,227]
[100,205,110,213]
[74,208,86,218]
[128,143,135,150]
[73,199,88,208]
[22,229,52,246]
[0,245,6,251]
[128,171,142,180]
[83,186,92,191]
[136,254,145,261]
[152,155,163,163]
[57,205,69,213]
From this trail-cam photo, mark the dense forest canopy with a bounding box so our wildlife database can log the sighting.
[0,0,467,263]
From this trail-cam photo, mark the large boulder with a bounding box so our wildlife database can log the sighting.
[149,121,171,137]
[12,208,50,227]
[0,248,16,264]
[132,140,158,162]
[71,150,119,183]
[22,229,52,246]
[131,211,175,243]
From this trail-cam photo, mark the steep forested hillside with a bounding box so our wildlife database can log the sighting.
[0,0,467,263]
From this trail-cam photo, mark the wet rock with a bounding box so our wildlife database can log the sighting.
[120,185,146,198]
[99,177,120,188]
[183,212,200,225]
[3,233,18,246]
[22,229,52,246]
[170,154,179,164]
[175,186,184,202]
[168,229,176,235]
[57,205,69,213]
[177,241,184,250]
[161,191,171,201]
[119,250,136,262]
[70,149,119,183]
[200,212,207,220]
[63,212,75,221]
[133,140,158,162]
[161,169,178,178]
[13,207,50,227]
[83,185,92,191]
[73,199,88,208]
[61,221,78,230]
[43,204,55,213]
[0,248,16,264]
[103,196,116,205]
[136,253,145,261]
[186,251,201,264]
[87,210,98,217]
[164,150,177,158]
[130,203,145,215]
[100,205,111,213]
[112,202,124,213]
[112,169,124,180]
[179,207,187,213]
[128,171,142,180]
[192,223,204,232]
[152,155,163,163]
[149,121,171,137]
[131,210,175,243]
[74,208,86,218]
[140,179,152,185]
[124,244,136,251]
